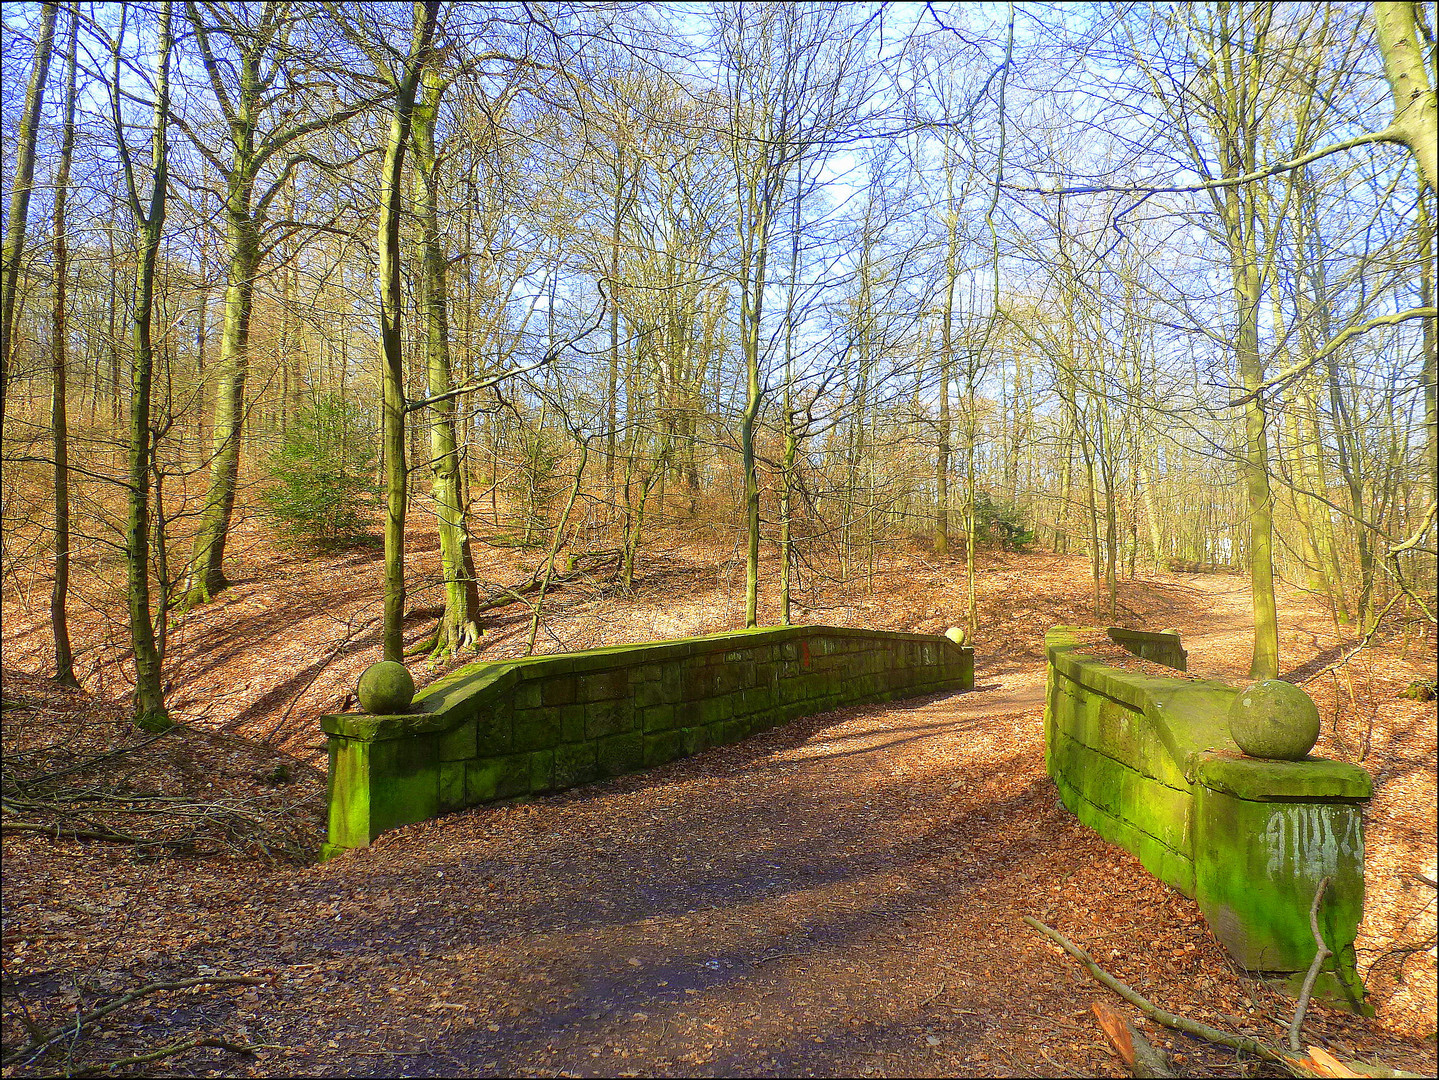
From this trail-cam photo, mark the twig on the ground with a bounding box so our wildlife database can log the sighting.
[264,611,381,742]
[1299,594,1405,687]
[1,820,156,844]
[915,981,946,1009]
[1290,877,1333,1053]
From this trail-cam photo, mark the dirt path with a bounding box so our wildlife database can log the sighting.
[4,573,1432,1078]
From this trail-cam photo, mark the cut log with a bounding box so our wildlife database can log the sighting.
[1092,1001,1175,1077]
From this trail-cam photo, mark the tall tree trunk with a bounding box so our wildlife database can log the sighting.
[185,199,258,605]
[936,211,959,558]
[0,0,58,447]
[606,147,624,500]
[1234,242,1280,678]
[779,193,802,623]
[1418,174,1436,507]
[120,1,174,730]
[49,2,79,688]
[377,0,439,662]
[414,65,480,658]
[738,195,769,628]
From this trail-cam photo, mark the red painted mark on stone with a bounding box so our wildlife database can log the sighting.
[800,639,811,668]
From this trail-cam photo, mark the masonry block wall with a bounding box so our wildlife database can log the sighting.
[1044,626,1372,1009]
[323,625,972,858]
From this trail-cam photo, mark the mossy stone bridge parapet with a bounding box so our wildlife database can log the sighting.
[1044,626,1372,1009]
[321,625,973,858]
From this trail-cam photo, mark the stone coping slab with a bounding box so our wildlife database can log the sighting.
[324,624,965,742]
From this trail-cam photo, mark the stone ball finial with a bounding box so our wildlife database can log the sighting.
[357,661,416,715]
[1228,679,1320,760]
[1161,628,1181,637]
[944,626,968,647]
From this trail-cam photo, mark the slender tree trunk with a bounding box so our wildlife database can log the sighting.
[414,66,480,658]
[1137,457,1165,566]
[1418,177,1436,506]
[606,148,624,499]
[377,0,439,662]
[739,197,769,628]
[1235,269,1279,674]
[527,437,588,654]
[0,0,58,447]
[121,2,174,730]
[937,224,958,558]
[49,2,79,688]
[185,203,258,604]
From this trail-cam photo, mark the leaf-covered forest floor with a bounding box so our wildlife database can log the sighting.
[2,514,1435,1077]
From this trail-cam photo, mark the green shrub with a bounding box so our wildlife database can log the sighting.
[974,492,1036,551]
[260,395,381,548]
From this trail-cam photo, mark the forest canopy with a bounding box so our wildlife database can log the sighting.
[1,1,1434,727]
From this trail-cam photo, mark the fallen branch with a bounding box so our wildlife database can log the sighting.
[1,974,270,1067]
[1290,877,1333,1052]
[1021,916,1300,1072]
[1,820,156,844]
[11,727,175,790]
[266,613,382,742]
[32,1035,278,1078]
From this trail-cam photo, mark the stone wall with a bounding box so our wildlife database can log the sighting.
[323,625,972,858]
[1044,626,1371,1009]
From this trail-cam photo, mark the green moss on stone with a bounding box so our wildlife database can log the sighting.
[554,742,598,788]
[437,718,477,761]
[1196,752,1371,801]
[597,732,643,776]
[513,707,560,752]
[357,661,416,715]
[640,704,676,732]
[541,676,577,707]
[1195,785,1364,981]
[439,760,466,811]
[475,703,513,756]
[585,698,633,739]
[529,749,556,793]
[680,725,711,756]
[643,730,684,767]
[1228,680,1321,761]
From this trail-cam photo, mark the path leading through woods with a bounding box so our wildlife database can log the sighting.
[203,576,1394,1077]
[8,575,1431,1078]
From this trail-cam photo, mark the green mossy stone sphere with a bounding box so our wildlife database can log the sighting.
[1228,679,1320,760]
[357,661,415,715]
[945,626,968,646]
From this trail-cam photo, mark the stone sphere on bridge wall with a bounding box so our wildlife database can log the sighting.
[1228,678,1320,760]
[357,661,416,715]
[944,626,968,646]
